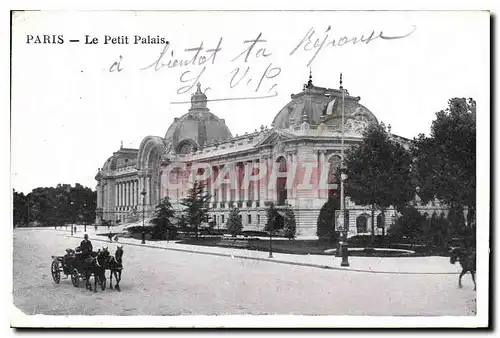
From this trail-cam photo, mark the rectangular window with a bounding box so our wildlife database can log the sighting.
[257,215,260,224]
[248,214,252,224]
[221,215,225,224]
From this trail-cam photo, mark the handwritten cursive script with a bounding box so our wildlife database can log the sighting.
[290,25,417,66]
[141,38,223,72]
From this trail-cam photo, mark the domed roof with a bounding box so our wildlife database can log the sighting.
[100,145,138,171]
[164,83,232,153]
[272,76,378,129]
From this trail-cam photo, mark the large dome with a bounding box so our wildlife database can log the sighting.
[272,77,378,129]
[164,84,232,154]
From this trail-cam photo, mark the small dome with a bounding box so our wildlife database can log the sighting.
[100,147,138,172]
[272,78,378,129]
[165,83,232,153]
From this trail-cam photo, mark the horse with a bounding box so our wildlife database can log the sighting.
[107,245,124,291]
[83,247,110,292]
[450,247,476,290]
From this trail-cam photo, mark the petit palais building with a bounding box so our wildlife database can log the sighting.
[94,77,445,238]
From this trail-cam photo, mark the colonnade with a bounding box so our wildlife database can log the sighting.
[115,179,140,208]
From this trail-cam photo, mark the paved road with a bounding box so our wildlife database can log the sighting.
[13,229,476,316]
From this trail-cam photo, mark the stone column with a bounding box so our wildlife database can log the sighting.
[253,159,259,206]
[147,175,151,206]
[123,181,127,207]
[130,181,133,206]
[211,166,217,204]
[131,181,134,206]
[259,156,266,202]
[287,152,294,201]
[318,150,326,199]
[235,163,241,203]
[244,161,250,203]
[292,152,298,200]
[124,181,127,207]
[136,179,139,206]
[268,156,273,202]
[137,179,140,206]
[114,183,118,208]
[96,183,102,209]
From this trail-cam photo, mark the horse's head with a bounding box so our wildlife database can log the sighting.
[115,245,124,261]
[100,246,110,258]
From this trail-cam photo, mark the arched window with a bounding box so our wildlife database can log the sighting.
[356,214,368,233]
[376,213,384,229]
[327,155,341,198]
[177,139,198,154]
[276,156,287,205]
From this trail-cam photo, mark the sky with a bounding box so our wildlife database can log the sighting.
[10,10,489,194]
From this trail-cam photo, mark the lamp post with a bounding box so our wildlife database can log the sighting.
[83,202,87,233]
[268,230,273,258]
[339,73,350,267]
[141,189,147,244]
[70,201,75,236]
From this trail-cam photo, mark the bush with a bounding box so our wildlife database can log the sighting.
[283,207,297,239]
[126,225,154,234]
[241,230,268,237]
[226,207,243,236]
[316,197,340,242]
[207,228,228,236]
[151,224,178,240]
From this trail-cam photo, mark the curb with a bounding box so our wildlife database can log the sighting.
[66,234,459,276]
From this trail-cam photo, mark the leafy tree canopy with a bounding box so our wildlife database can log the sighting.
[413,98,476,225]
[344,123,415,212]
[13,184,96,227]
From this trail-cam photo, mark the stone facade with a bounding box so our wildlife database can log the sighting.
[95,78,440,238]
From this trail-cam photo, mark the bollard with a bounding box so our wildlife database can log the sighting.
[341,242,350,267]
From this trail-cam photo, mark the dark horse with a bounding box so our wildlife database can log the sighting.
[450,247,476,290]
[107,245,124,291]
[83,247,110,292]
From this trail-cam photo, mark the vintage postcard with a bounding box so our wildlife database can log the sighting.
[10,10,489,328]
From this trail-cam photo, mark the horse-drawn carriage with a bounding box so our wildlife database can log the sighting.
[51,245,124,292]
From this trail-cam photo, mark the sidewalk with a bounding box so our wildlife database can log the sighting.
[65,230,461,275]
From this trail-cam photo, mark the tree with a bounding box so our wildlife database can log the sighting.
[226,207,243,236]
[180,181,211,240]
[413,98,476,228]
[264,202,281,233]
[283,206,297,240]
[316,195,341,242]
[264,202,281,257]
[150,197,176,240]
[388,205,426,247]
[12,183,96,227]
[344,123,415,243]
[13,189,28,227]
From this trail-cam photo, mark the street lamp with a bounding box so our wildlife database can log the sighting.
[339,73,349,267]
[141,189,147,244]
[70,201,75,236]
[83,202,87,232]
[268,229,273,258]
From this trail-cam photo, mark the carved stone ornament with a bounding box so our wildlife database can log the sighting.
[344,107,370,134]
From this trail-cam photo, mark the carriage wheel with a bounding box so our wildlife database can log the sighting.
[71,269,80,287]
[51,260,61,284]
